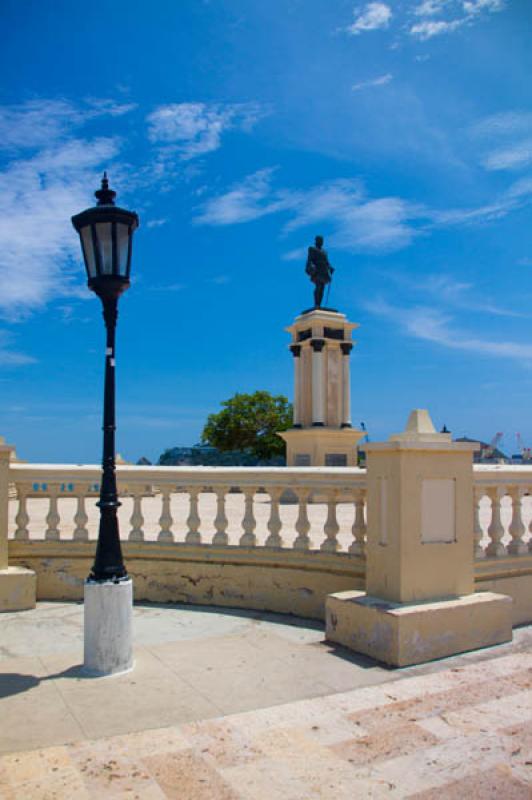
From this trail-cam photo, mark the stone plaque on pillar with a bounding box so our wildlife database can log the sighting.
[278,308,364,466]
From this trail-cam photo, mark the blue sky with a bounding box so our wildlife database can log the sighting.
[0,0,531,462]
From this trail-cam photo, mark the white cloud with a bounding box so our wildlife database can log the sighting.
[352,73,393,91]
[410,18,465,39]
[367,300,532,362]
[471,111,532,139]
[414,0,450,16]
[0,331,36,366]
[195,171,425,253]
[471,111,532,172]
[194,168,290,226]
[146,102,265,160]
[390,272,524,318]
[0,98,135,152]
[409,0,505,39]
[463,0,505,13]
[196,164,532,255]
[482,139,532,171]
[345,3,392,35]
[146,218,168,229]
[0,100,125,317]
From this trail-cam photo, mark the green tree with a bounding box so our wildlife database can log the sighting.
[201,391,293,461]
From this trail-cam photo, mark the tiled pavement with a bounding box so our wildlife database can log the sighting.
[0,615,531,798]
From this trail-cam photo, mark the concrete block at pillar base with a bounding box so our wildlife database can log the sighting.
[325,590,512,667]
[84,577,133,676]
[0,566,36,612]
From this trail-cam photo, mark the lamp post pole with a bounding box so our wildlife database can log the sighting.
[72,174,139,675]
[91,292,126,581]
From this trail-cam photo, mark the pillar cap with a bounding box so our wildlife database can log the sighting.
[389,409,451,444]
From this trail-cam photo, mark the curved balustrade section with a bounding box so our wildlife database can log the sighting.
[8,464,368,554]
[473,465,532,559]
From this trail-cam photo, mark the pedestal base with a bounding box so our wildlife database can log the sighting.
[0,566,36,612]
[84,577,133,676]
[326,590,512,667]
[280,427,364,467]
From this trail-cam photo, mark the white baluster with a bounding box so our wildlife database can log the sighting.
[129,487,144,541]
[508,486,527,555]
[45,485,60,540]
[158,486,174,542]
[185,486,201,544]
[486,487,506,557]
[321,489,340,552]
[240,486,257,547]
[73,489,89,542]
[349,489,367,556]
[293,488,311,550]
[14,485,30,541]
[213,486,229,545]
[265,487,283,548]
[473,487,485,559]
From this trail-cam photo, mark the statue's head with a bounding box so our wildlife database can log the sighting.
[315,235,324,248]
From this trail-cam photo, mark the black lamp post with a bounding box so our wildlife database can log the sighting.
[72,174,139,582]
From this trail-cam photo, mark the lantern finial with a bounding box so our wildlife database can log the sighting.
[95,172,116,206]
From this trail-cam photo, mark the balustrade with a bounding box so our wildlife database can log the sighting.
[8,462,530,563]
[73,490,89,542]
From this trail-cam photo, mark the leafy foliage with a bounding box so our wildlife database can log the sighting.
[201,391,293,461]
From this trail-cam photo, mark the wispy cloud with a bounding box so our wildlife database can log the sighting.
[146,102,266,161]
[410,18,465,39]
[483,140,532,171]
[352,73,393,91]
[0,98,135,152]
[409,0,505,39]
[367,300,532,362]
[0,99,127,317]
[146,218,168,229]
[195,170,425,253]
[389,273,524,318]
[471,111,532,172]
[344,3,392,35]
[195,165,532,255]
[414,0,450,16]
[0,331,36,365]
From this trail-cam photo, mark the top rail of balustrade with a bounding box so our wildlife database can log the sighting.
[8,462,368,492]
[473,463,532,488]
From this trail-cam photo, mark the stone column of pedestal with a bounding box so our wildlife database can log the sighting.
[311,339,325,426]
[290,345,302,428]
[340,342,352,428]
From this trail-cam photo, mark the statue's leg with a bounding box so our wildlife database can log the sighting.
[315,284,324,307]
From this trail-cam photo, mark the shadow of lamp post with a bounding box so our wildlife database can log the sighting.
[71,174,139,676]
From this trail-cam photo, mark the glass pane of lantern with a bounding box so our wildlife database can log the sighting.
[80,226,97,278]
[115,223,130,277]
[95,222,113,274]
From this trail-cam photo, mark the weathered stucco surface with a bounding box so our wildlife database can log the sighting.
[326,589,513,666]
[8,541,365,620]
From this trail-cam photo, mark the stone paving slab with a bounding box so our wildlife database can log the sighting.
[0,647,530,798]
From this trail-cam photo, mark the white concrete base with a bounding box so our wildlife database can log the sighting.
[0,566,36,612]
[83,577,134,677]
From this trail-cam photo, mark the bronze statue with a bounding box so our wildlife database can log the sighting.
[305,235,334,308]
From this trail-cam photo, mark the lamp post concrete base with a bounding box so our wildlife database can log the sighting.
[83,577,133,676]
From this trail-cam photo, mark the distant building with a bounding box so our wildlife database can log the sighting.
[454,437,508,464]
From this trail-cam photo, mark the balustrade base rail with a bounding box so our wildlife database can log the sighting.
[9,539,366,620]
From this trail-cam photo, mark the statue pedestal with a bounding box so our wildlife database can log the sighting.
[279,308,364,467]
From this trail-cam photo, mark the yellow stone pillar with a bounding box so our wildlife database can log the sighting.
[326,409,512,666]
[0,438,36,612]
